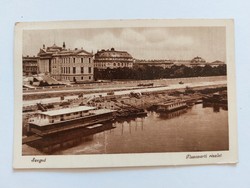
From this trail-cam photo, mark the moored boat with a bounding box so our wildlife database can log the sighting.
[202,92,228,105]
[28,106,116,136]
[155,100,187,113]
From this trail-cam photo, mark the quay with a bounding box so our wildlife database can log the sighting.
[23,79,227,107]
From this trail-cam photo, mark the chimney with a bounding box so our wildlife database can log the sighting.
[43,44,45,49]
[63,42,66,49]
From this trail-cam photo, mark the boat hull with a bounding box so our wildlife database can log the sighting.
[29,113,115,136]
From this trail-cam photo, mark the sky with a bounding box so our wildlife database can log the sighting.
[23,27,226,63]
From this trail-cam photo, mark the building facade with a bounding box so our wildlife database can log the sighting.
[134,57,209,68]
[134,59,174,68]
[23,56,38,75]
[172,60,192,67]
[210,60,225,67]
[94,48,134,69]
[37,43,94,82]
[190,56,207,67]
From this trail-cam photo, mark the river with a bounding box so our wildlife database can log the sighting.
[54,103,228,155]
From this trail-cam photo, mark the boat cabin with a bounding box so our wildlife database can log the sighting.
[157,101,187,112]
[29,106,96,126]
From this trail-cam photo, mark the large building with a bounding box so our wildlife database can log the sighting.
[210,60,225,67]
[135,56,210,68]
[94,48,134,69]
[190,56,207,67]
[172,60,192,67]
[134,59,174,68]
[37,43,94,82]
[23,56,38,75]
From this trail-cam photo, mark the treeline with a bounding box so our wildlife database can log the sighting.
[94,64,227,81]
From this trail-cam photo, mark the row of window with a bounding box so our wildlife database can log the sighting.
[60,67,92,74]
[95,58,133,61]
[60,76,92,81]
[24,67,37,71]
[169,102,185,108]
[96,62,132,67]
[60,57,92,64]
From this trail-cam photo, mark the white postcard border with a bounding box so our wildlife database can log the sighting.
[13,19,238,169]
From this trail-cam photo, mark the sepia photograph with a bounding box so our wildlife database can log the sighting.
[13,19,237,168]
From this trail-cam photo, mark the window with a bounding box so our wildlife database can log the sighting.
[81,77,83,80]
[89,76,91,80]
[89,58,91,63]
[73,58,76,63]
[73,67,76,74]
[81,67,84,73]
[88,67,91,73]
[81,58,83,63]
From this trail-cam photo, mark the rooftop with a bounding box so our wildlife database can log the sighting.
[95,48,133,59]
[210,60,225,65]
[37,43,93,57]
[191,56,206,63]
[39,106,96,116]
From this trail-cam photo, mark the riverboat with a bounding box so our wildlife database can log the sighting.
[155,100,187,113]
[28,106,116,136]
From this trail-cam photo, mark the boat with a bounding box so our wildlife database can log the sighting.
[158,108,187,119]
[28,106,116,136]
[155,100,187,113]
[202,93,228,105]
[115,109,147,118]
[25,122,116,154]
[137,83,154,87]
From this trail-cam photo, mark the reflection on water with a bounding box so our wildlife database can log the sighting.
[55,103,229,155]
[158,108,188,119]
[202,103,228,112]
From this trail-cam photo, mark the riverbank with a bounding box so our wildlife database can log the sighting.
[22,85,227,137]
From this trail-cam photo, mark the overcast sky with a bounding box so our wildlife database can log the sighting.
[23,27,226,62]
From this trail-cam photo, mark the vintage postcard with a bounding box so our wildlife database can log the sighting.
[13,19,237,169]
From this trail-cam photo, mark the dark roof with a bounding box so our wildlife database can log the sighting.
[95,48,133,59]
[190,56,206,64]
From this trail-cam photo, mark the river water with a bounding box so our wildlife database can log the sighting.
[54,103,228,155]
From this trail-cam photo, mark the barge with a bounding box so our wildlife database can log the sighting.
[28,106,116,136]
[202,93,228,105]
[25,122,116,154]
